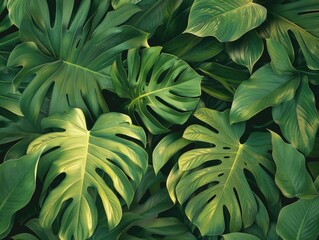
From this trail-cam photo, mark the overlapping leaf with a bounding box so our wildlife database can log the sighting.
[186,0,267,41]
[265,0,319,70]
[27,108,148,240]
[0,150,43,237]
[110,47,202,134]
[8,0,149,124]
[169,108,279,236]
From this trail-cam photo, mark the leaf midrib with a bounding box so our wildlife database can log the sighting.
[63,60,108,79]
[128,85,175,109]
[193,1,256,22]
[296,200,312,239]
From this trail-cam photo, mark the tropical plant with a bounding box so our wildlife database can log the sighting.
[0,0,319,239]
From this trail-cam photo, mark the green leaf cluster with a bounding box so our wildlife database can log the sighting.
[0,0,318,239]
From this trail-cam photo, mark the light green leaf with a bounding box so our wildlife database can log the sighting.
[226,31,264,73]
[128,0,183,35]
[222,232,261,240]
[8,0,149,124]
[111,0,141,9]
[273,78,319,156]
[27,108,148,240]
[175,108,279,236]
[230,64,300,123]
[266,38,295,75]
[266,1,319,70]
[186,0,267,42]
[152,132,191,174]
[271,131,318,199]
[0,150,43,236]
[7,0,29,27]
[110,47,202,134]
[276,197,319,240]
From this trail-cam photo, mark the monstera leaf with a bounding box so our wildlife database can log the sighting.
[110,47,202,134]
[8,0,149,124]
[185,0,267,42]
[170,108,279,236]
[27,108,148,240]
[265,0,319,70]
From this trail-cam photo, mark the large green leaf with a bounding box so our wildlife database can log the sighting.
[8,0,149,124]
[185,0,267,42]
[172,108,279,236]
[273,78,319,156]
[0,150,43,236]
[276,197,319,240]
[226,31,264,73]
[230,64,300,123]
[265,0,319,70]
[27,108,148,240]
[110,47,202,134]
[271,131,318,199]
[6,0,29,27]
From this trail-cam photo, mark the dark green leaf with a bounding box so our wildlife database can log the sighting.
[8,0,149,124]
[226,31,264,73]
[271,131,318,199]
[110,47,202,134]
[277,197,319,240]
[0,150,43,236]
[273,78,319,156]
[266,1,319,70]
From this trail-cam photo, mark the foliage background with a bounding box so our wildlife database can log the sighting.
[0,0,319,239]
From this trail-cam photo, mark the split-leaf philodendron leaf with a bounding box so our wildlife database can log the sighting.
[1,0,319,239]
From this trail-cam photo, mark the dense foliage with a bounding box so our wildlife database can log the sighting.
[0,0,319,239]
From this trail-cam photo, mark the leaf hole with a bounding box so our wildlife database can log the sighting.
[156,68,170,84]
[297,10,319,15]
[223,146,231,150]
[224,156,230,159]
[155,96,188,113]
